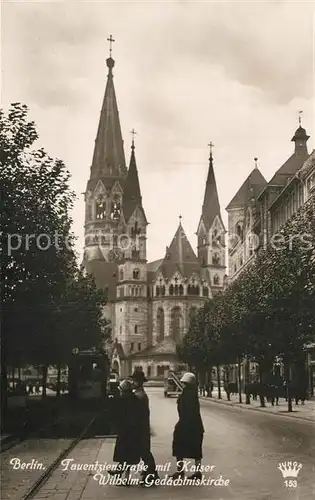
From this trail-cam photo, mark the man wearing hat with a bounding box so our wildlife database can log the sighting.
[132,368,159,484]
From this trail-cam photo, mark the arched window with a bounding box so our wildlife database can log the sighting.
[96,199,106,220]
[212,253,220,265]
[133,268,140,279]
[157,308,165,342]
[156,286,160,297]
[170,307,182,343]
[236,223,243,239]
[110,196,121,221]
[120,325,122,334]
[134,325,138,334]
[132,246,140,259]
[169,284,174,296]
[213,275,220,285]
[135,287,139,296]
[203,286,209,297]
[131,287,135,296]
[174,284,179,295]
[179,284,184,296]
[196,285,200,295]
[119,269,124,281]
[161,285,165,296]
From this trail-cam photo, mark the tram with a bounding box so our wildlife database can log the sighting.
[68,347,110,406]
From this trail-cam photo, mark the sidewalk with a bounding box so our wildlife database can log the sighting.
[199,389,315,422]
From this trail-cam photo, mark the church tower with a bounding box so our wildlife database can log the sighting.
[82,40,127,346]
[114,135,148,374]
[196,144,226,292]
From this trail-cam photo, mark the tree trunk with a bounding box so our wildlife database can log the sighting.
[217,365,221,399]
[245,357,251,404]
[56,363,61,397]
[237,358,242,403]
[284,360,292,412]
[224,366,231,401]
[258,362,266,407]
[41,365,48,399]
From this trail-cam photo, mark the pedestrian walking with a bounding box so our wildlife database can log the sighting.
[108,379,141,485]
[131,369,159,484]
[171,372,204,480]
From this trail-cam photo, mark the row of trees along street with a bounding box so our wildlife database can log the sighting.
[178,193,315,412]
[1,103,110,424]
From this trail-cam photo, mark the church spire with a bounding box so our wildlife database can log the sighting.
[91,37,127,179]
[122,130,146,222]
[201,143,221,230]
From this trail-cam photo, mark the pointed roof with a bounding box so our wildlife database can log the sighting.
[90,57,127,180]
[201,148,221,230]
[158,221,202,280]
[258,125,310,198]
[123,140,147,222]
[226,167,267,210]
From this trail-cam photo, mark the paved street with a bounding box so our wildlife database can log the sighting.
[14,387,313,500]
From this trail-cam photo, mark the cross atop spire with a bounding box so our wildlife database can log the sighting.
[179,214,182,225]
[254,157,258,169]
[107,35,115,57]
[130,128,137,149]
[208,141,214,160]
[298,110,303,126]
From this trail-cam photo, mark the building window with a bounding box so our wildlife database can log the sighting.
[212,253,220,265]
[138,343,141,351]
[120,325,122,334]
[119,288,123,298]
[161,285,165,296]
[110,196,121,221]
[170,307,182,343]
[134,325,138,334]
[133,268,140,279]
[120,308,122,312]
[119,269,124,281]
[130,343,134,351]
[96,199,106,220]
[203,286,209,297]
[188,284,200,296]
[156,286,160,297]
[157,308,165,342]
[132,246,140,259]
[213,275,220,285]
[179,284,184,296]
[147,366,151,377]
[134,307,138,312]
[169,284,174,295]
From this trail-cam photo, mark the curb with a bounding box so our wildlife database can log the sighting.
[199,396,315,423]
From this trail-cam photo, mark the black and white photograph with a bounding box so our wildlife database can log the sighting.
[1,1,315,499]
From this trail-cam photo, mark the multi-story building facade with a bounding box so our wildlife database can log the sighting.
[226,126,314,394]
[82,52,226,378]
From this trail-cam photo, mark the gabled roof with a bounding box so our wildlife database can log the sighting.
[131,337,177,358]
[258,125,310,199]
[90,57,127,180]
[226,168,267,210]
[267,152,309,187]
[157,223,202,280]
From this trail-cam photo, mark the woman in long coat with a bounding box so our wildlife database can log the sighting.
[109,380,141,481]
[172,372,204,480]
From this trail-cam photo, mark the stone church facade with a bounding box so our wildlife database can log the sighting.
[82,54,226,378]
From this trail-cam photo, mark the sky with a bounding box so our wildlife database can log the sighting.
[2,0,315,263]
